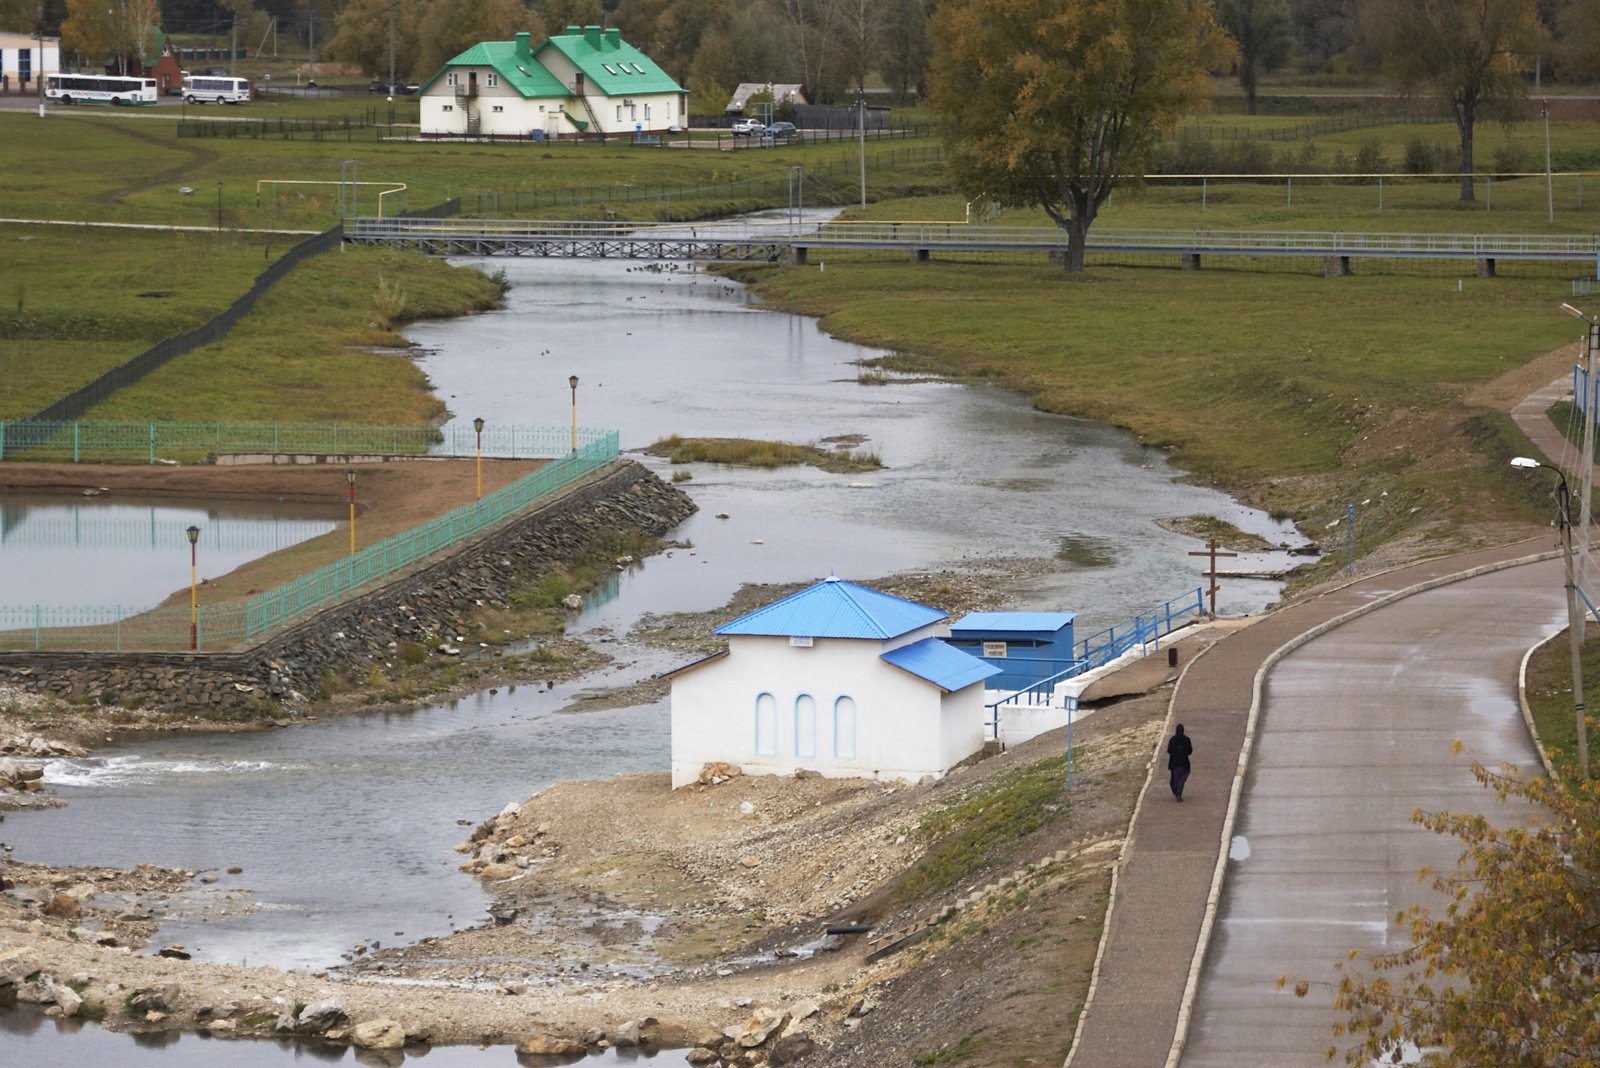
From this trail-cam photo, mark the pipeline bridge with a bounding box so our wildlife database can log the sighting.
[344,217,1600,275]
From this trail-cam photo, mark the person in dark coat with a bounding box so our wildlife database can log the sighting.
[1166,724,1193,801]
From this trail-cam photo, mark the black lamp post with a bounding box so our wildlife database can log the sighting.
[186,524,201,650]
[473,416,485,499]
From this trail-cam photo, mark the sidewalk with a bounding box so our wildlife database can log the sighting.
[1064,536,1554,1068]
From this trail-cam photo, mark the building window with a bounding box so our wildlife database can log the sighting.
[446,72,457,86]
[833,696,857,760]
[754,693,777,757]
[492,105,503,112]
[644,104,651,120]
[486,73,499,88]
[615,104,622,121]
[794,694,817,760]
[442,104,453,111]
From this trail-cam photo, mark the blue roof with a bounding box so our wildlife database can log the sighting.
[716,577,946,639]
[881,638,1002,692]
[950,612,1076,635]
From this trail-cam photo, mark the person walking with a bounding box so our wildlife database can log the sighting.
[1166,724,1193,801]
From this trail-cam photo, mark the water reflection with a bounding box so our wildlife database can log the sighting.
[0,494,340,609]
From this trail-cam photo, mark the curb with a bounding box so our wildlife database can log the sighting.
[1519,630,1564,781]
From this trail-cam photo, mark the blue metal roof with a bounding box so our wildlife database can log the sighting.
[881,638,1002,693]
[950,611,1076,635]
[716,577,946,639]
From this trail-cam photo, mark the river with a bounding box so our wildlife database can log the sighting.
[2,220,1306,1063]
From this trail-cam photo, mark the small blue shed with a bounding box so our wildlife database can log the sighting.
[946,612,1077,691]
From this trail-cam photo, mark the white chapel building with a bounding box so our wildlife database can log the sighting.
[667,577,1000,788]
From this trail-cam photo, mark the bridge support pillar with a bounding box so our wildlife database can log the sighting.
[789,245,809,265]
[910,248,930,263]
[1181,253,1202,271]
[1477,257,1496,278]
[1323,255,1351,278]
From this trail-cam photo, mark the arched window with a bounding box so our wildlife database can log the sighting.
[833,696,857,760]
[794,694,817,759]
[754,693,777,756]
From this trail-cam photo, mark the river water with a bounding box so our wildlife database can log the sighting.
[2,221,1306,1063]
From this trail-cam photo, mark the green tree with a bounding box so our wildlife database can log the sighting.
[1218,0,1291,114]
[1315,761,1600,1067]
[535,0,602,31]
[412,0,531,82]
[328,0,431,81]
[879,0,931,99]
[61,0,119,64]
[928,0,1232,272]
[1361,0,1541,202]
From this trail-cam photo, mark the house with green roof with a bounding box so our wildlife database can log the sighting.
[418,25,685,140]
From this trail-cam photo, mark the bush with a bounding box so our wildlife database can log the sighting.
[1355,139,1387,179]
[1404,137,1446,176]
[1491,144,1528,176]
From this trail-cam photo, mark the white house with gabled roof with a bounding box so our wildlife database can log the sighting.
[417,25,685,139]
[665,577,1000,788]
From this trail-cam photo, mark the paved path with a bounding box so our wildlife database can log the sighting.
[1064,537,1557,1068]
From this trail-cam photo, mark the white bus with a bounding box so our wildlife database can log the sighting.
[44,74,157,106]
[182,75,251,104]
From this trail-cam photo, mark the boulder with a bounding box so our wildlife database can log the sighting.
[296,997,348,1031]
[515,1034,587,1056]
[128,985,179,1014]
[0,947,42,987]
[352,1018,406,1050]
[725,1007,790,1049]
[612,1019,643,1047]
[685,1049,720,1065]
[698,762,742,785]
[51,981,83,1018]
[44,893,81,919]
[769,1033,815,1065]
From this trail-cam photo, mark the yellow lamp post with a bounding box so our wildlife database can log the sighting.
[186,524,200,651]
[568,375,579,453]
[346,468,357,554]
[473,416,485,500]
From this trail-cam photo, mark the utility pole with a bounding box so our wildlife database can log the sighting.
[387,0,396,93]
[857,94,866,209]
[1543,99,1554,225]
[230,11,238,77]
[1559,476,1591,779]
[1187,538,1238,617]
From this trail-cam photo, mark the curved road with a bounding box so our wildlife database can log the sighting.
[1181,558,1563,1065]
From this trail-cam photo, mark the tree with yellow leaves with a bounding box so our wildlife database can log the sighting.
[927,0,1233,272]
[1315,760,1600,1066]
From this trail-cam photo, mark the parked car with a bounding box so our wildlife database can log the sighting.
[731,118,765,137]
[369,80,419,95]
[765,121,797,141]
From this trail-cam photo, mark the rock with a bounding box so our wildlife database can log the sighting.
[561,594,583,610]
[769,1033,816,1065]
[582,1027,606,1045]
[157,945,191,960]
[0,947,42,987]
[612,1019,643,1047]
[296,997,348,1031]
[698,762,742,785]
[740,856,761,868]
[725,1007,789,1049]
[208,1018,237,1035]
[128,984,178,1014]
[790,1001,820,1022]
[352,1018,406,1050]
[516,1034,587,1056]
[686,1049,720,1065]
[739,800,757,815]
[51,982,83,1018]
[44,893,81,919]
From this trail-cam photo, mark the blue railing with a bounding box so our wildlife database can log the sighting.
[984,588,1205,726]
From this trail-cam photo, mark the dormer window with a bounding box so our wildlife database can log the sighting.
[602,63,618,75]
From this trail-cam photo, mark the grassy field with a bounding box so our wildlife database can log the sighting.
[1524,624,1600,778]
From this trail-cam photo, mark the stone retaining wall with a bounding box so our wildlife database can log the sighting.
[0,461,696,717]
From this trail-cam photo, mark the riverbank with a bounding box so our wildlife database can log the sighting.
[0,642,1199,1064]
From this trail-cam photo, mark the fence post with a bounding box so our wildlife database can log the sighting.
[115,605,122,653]
[196,605,202,651]
[149,423,155,464]
[34,605,42,650]
[73,422,80,462]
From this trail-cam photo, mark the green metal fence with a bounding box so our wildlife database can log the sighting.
[0,420,609,462]
[0,433,620,652]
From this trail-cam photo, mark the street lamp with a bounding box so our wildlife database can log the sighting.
[472,416,485,499]
[345,468,357,554]
[186,524,200,651]
[1512,456,1590,777]
[1542,99,1554,225]
[568,375,579,452]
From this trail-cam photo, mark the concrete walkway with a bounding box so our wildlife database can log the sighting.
[1064,537,1557,1068]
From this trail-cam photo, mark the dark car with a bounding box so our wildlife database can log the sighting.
[369,80,420,95]
[765,121,798,140]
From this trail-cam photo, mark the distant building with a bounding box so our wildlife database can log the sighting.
[418,25,685,140]
[0,31,60,93]
[666,577,999,788]
[114,29,183,96]
[725,82,809,115]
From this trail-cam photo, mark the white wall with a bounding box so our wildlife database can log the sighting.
[670,630,987,787]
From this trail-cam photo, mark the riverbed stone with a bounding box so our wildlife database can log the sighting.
[0,946,42,987]
[296,997,348,1030]
[726,1007,789,1048]
[352,1018,406,1049]
[516,1034,587,1056]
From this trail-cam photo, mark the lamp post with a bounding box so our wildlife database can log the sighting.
[186,524,200,651]
[1542,99,1554,225]
[472,416,485,499]
[1512,456,1590,777]
[345,468,357,554]
[568,375,579,452]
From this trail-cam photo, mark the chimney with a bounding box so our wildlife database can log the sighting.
[584,24,602,49]
[604,27,620,48]
[514,31,531,59]
[565,24,580,36]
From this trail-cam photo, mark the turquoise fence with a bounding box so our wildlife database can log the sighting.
[0,420,609,462]
[0,433,620,652]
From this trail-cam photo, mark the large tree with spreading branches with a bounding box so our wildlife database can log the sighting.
[927,0,1233,272]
